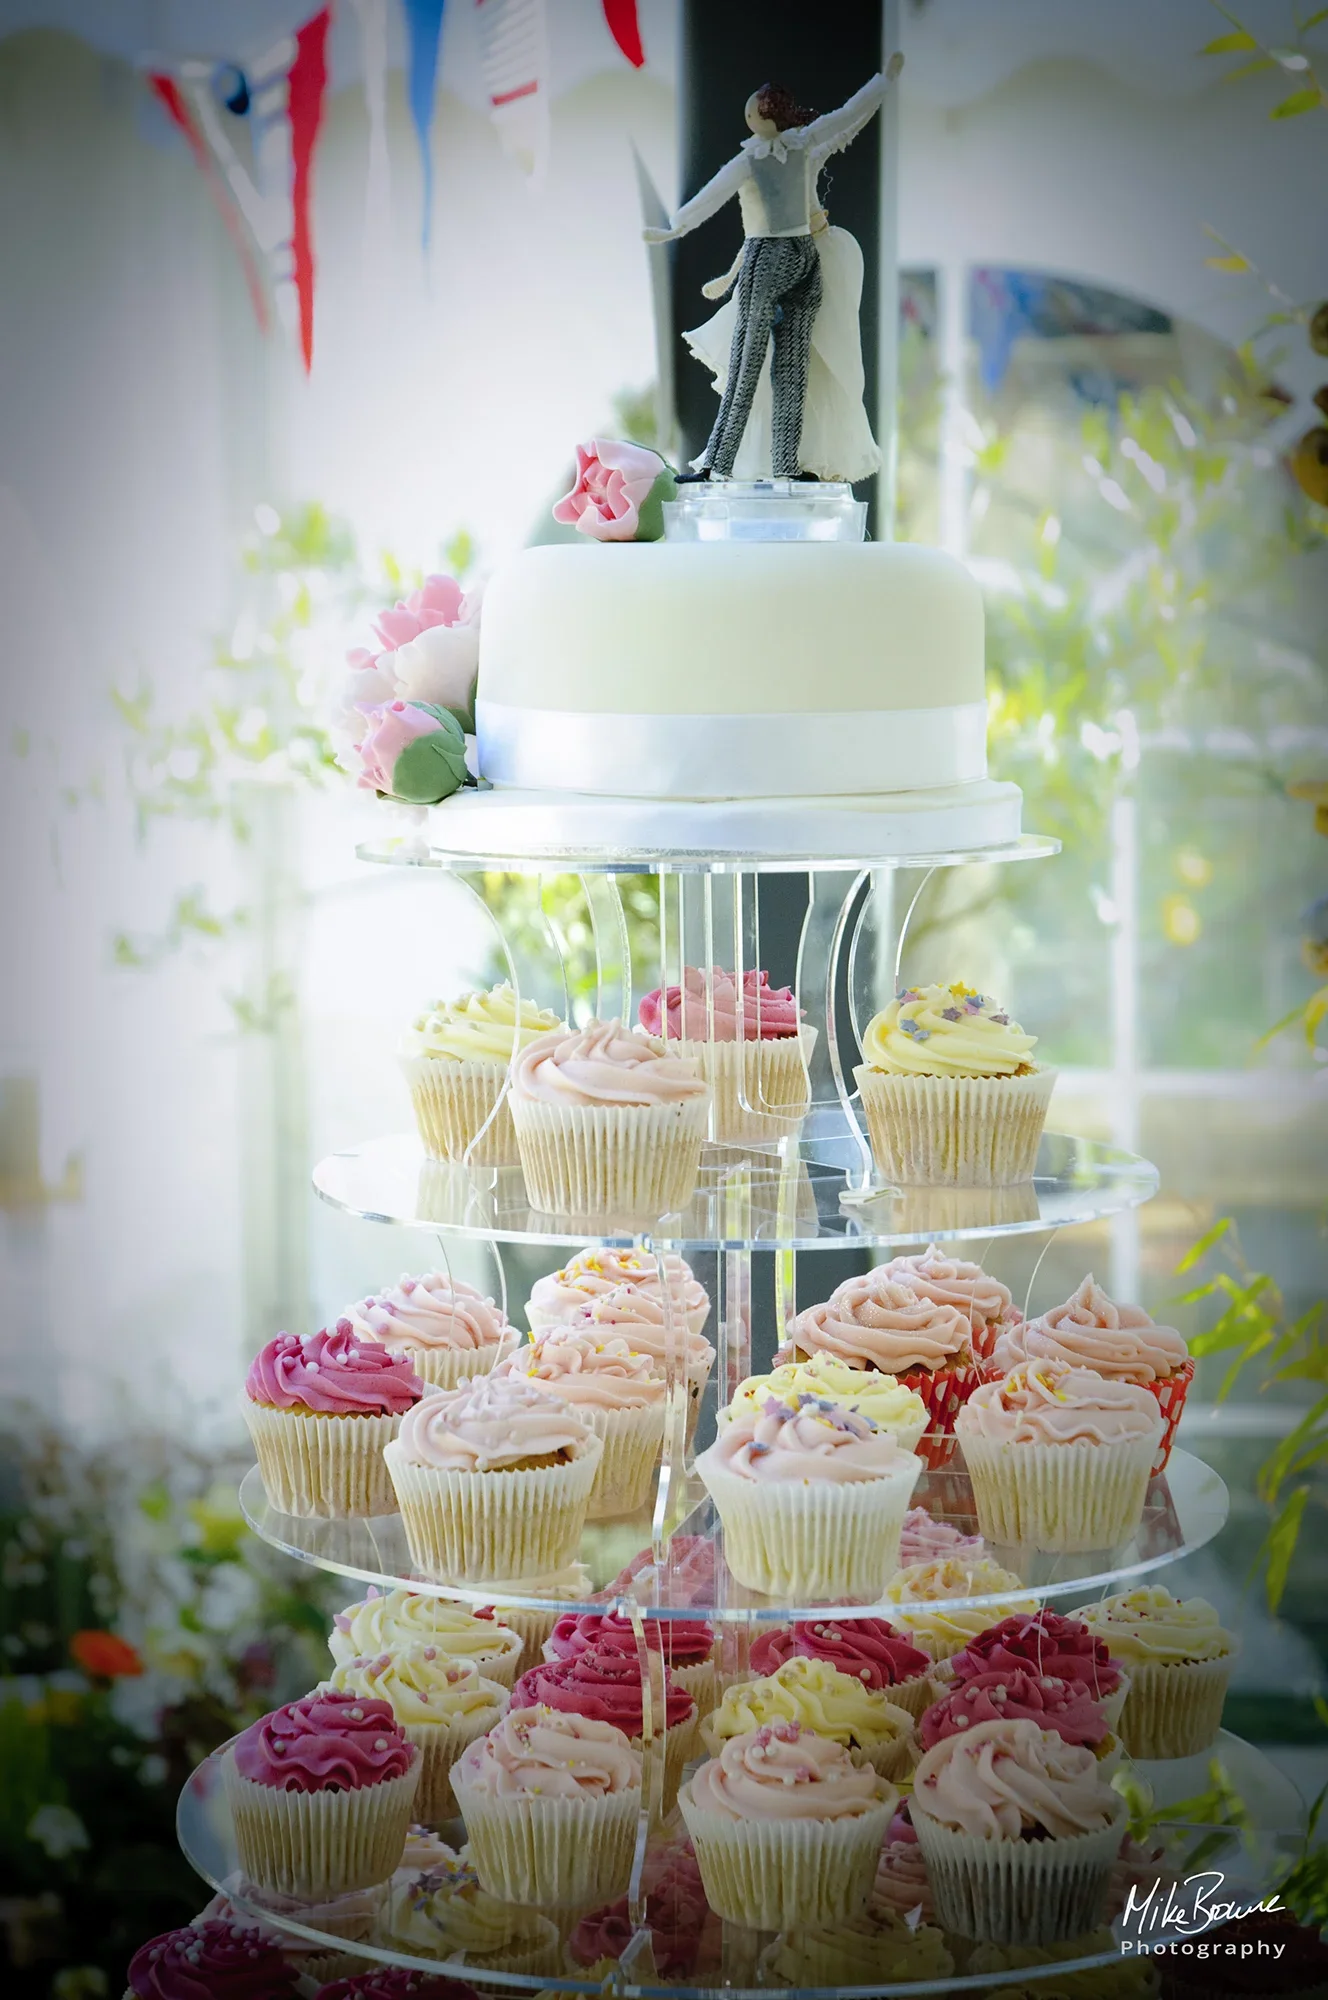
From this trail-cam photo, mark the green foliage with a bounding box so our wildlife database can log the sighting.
[1201,4,1328,115]
[478,870,663,1018]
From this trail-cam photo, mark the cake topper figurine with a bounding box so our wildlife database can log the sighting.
[644,55,903,485]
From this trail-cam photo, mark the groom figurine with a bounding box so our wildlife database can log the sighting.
[645,57,902,482]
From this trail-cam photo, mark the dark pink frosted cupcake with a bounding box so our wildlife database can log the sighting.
[639,965,814,1142]
[125,1920,298,1999]
[223,1690,420,1898]
[243,1324,422,1518]
[747,1617,933,1719]
[316,1976,480,1999]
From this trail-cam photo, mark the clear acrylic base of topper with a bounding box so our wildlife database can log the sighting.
[661,477,867,542]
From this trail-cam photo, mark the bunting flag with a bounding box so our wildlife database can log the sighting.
[474,0,549,182]
[401,0,446,246]
[602,0,644,67]
[146,75,271,333]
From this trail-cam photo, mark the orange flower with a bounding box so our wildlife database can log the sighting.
[70,1630,144,1679]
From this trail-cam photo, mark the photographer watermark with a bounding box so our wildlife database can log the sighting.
[1121,1871,1286,1958]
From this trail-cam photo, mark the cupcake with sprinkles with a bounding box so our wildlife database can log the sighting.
[124,1920,300,2000]
[242,1325,422,1520]
[341,1272,519,1391]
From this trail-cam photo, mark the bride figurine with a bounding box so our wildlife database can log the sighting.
[644,56,902,485]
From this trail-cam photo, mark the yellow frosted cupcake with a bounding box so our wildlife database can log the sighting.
[729,1353,929,1453]
[1077,1586,1237,1759]
[702,1655,916,1781]
[329,1587,524,1689]
[374,1851,560,1974]
[854,982,1055,1186]
[400,983,565,1166]
[321,1645,505,1822]
[882,1557,1037,1662]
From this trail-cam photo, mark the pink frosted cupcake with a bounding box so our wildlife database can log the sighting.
[565,1844,721,1982]
[874,1800,934,1923]
[747,1617,933,1719]
[508,1018,709,1219]
[639,965,814,1143]
[511,1643,699,1818]
[343,1273,518,1391]
[223,1691,419,1897]
[990,1274,1193,1475]
[937,1610,1128,1727]
[242,1326,422,1520]
[544,1608,717,1719]
[898,1506,985,1567]
[497,1327,666,1517]
[125,1921,300,2000]
[880,1244,1019,1364]
[526,1245,711,1338]
[919,1668,1118,1774]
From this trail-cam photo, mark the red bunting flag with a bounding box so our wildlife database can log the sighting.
[602,0,644,67]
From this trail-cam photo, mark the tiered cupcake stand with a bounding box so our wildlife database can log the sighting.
[177,833,1304,1995]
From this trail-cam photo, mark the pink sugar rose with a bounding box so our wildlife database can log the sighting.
[553,438,675,542]
[355,701,443,793]
[373,573,474,653]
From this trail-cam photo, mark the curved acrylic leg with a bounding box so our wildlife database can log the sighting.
[826,869,872,1187]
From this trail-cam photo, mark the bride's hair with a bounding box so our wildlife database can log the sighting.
[752,84,816,132]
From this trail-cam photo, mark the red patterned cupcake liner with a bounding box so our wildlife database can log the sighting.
[904,1363,981,1471]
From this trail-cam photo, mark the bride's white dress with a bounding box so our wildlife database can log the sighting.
[682,225,880,485]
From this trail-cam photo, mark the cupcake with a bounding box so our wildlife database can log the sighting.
[321,1648,505,1823]
[507,1018,709,1219]
[383,1375,602,1583]
[919,1667,1119,1774]
[564,1845,721,1984]
[342,1273,519,1391]
[873,1800,934,1922]
[329,1589,524,1690]
[703,1655,917,1780]
[955,1358,1164,1553]
[898,1505,986,1567]
[510,1642,698,1818]
[939,1609,1129,1728]
[746,1617,933,1720]
[880,1242,1019,1363]
[608,1532,716,1604]
[450,1704,641,1908]
[496,1328,666,1518]
[763,1907,954,1988]
[192,1881,380,1989]
[374,1856,559,1975]
[399,983,564,1167]
[243,1326,422,1520]
[1077,1587,1237,1759]
[543,1608,717,1720]
[729,1352,929,1453]
[881,1557,1037,1662]
[785,1267,978,1464]
[696,1394,922,1601]
[562,1293,715,1442]
[854,981,1056,1186]
[678,1721,897,1930]
[223,1691,419,1897]
[526,1246,711,1339]
[124,1921,300,1999]
[910,1716,1126,1942]
[638,964,814,1144]
[991,1274,1193,1475]
[314,1975,483,1999]
[475,1564,594,1677]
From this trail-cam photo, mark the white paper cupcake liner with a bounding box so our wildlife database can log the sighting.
[576,1398,666,1519]
[403,1709,502,1824]
[697,1451,921,1601]
[451,1768,641,1908]
[242,1398,400,1520]
[667,1656,718,1720]
[407,1329,519,1393]
[633,1710,698,1822]
[855,1064,1057,1187]
[223,1753,419,1897]
[958,1432,1159,1554]
[510,1094,709,1220]
[384,1434,603,1583]
[881,1671,935,1722]
[911,1796,1125,1943]
[1114,1652,1233,1760]
[401,1054,518,1166]
[678,1786,896,1931]
[670,1029,816,1146]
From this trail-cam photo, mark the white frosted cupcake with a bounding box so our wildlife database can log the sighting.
[855,982,1055,1186]
[329,1587,524,1689]
[497,1327,666,1518]
[342,1271,519,1391]
[696,1394,921,1601]
[242,1326,423,1520]
[1077,1586,1237,1759]
[508,1018,709,1219]
[638,965,815,1144]
[451,1704,642,1909]
[679,1722,897,1931]
[383,1374,602,1582]
[729,1353,929,1454]
[955,1358,1163,1553]
[321,1645,506,1822]
[881,1557,1037,1662]
[527,1245,711,1339]
[703,1655,917,1782]
[374,1851,560,1974]
[910,1716,1125,1943]
[400,983,565,1166]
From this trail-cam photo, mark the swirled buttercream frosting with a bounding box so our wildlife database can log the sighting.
[500,1329,665,1410]
[955,1358,1163,1447]
[883,1559,1036,1653]
[379,1858,551,1960]
[709,1395,910,1484]
[563,1292,715,1378]
[899,1507,985,1567]
[639,966,800,1042]
[946,1612,1122,1699]
[861,983,1038,1079]
[343,1273,513,1357]
[873,1836,934,1922]
[568,1848,715,1978]
[330,1589,521,1675]
[992,1275,1189,1384]
[919,1668,1108,1751]
[323,1648,504,1726]
[126,1922,300,2000]
[317,1974,481,2000]
[912,1716,1119,1840]
[687,1722,891,1823]
[880,1245,1015,1338]
[511,1018,707,1108]
[731,1354,928,1436]
[454,1703,640,1797]
[394,1373,591,1471]
[244,1325,422,1416]
[511,1644,695,1737]
[527,1246,709,1336]
[546,1609,714,1669]
[707,1656,913,1751]
[232,1690,414,1793]
[1078,1587,1235,1666]
[400,984,563,1064]
[791,1273,972,1376]
[749,1617,931,1689]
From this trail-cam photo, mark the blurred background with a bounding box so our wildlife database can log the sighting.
[1,0,1326,1989]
